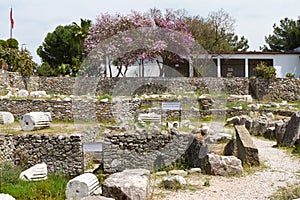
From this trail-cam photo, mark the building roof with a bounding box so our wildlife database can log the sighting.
[208,51,300,55]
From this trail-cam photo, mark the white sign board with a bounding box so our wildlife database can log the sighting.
[162,102,181,110]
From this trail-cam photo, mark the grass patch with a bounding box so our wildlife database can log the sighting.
[243,160,268,175]
[0,162,69,200]
[295,100,300,109]
[226,101,249,110]
[269,183,300,200]
[97,94,112,102]
[0,121,100,135]
[203,177,211,187]
[0,89,9,96]
[273,145,300,158]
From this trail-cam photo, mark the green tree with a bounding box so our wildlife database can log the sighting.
[37,62,54,76]
[261,17,300,52]
[17,49,37,89]
[6,38,19,49]
[185,9,249,52]
[37,19,91,76]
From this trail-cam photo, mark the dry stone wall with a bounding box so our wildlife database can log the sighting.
[1,72,249,95]
[2,72,300,101]
[0,134,83,175]
[103,131,195,173]
[0,99,293,123]
[250,78,300,102]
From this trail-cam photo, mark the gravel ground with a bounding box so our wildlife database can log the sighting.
[152,137,300,200]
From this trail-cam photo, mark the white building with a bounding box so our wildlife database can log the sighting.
[196,52,300,78]
[108,52,300,78]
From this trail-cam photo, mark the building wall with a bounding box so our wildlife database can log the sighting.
[210,53,300,78]
[273,54,300,78]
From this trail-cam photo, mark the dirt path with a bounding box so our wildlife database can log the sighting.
[152,137,300,200]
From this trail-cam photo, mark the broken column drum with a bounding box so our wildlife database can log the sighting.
[19,163,48,181]
[20,112,52,131]
[66,173,99,199]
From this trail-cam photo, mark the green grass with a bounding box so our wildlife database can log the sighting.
[273,145,300,158]
[0,121,102,135]
[243,160,268,175]
[0,162,69,200]
[269,183,300,200]
[226,101,249,110]
[296,100,300,109]
[97,94,112,102]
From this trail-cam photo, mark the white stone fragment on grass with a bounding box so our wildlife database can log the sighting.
[0,111,14,124]
[100,98,109,103]
[19,163,48,181]
[162,175,187,188]
[30,91,47,98]
[66,173,100,200]
[0,194,16,200]
[20,112,52,131]
[16,89,29,97]
[188,168,202,174]
[168,170,188,176]
[155,171,168,176]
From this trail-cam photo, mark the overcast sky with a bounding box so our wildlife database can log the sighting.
[0,0,299,63]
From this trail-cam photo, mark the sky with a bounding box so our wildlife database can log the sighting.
[0,0,299,64]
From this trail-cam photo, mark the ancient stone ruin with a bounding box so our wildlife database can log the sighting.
[235,125,260,166]
[20,112,52,131]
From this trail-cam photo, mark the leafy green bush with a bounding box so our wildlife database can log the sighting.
[254,62,276,79]
[286,72,295,78]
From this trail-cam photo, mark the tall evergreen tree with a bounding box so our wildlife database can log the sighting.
[261,17,300,52]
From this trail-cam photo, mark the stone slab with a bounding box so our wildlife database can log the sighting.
[235,125,259,166]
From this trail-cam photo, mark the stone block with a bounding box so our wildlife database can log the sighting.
[187,168,201,174]
[235,125,259,166]
[66,173,100,200]
[102,169,150,200]
[226,116,240,126]
[0,111,14,124]
[275,119,288,145]
[200,153,243,176]
[168,170,188,176]
[19,163,48,181]
[16,89,29,97]
[161,175,186,189]
[79,197,115,200]
[30,91,48,98]
[224,139,237,156]
[282,111,300,147]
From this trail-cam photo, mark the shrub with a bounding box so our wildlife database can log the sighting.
[254,62,276,79]
[286,72,295,78]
